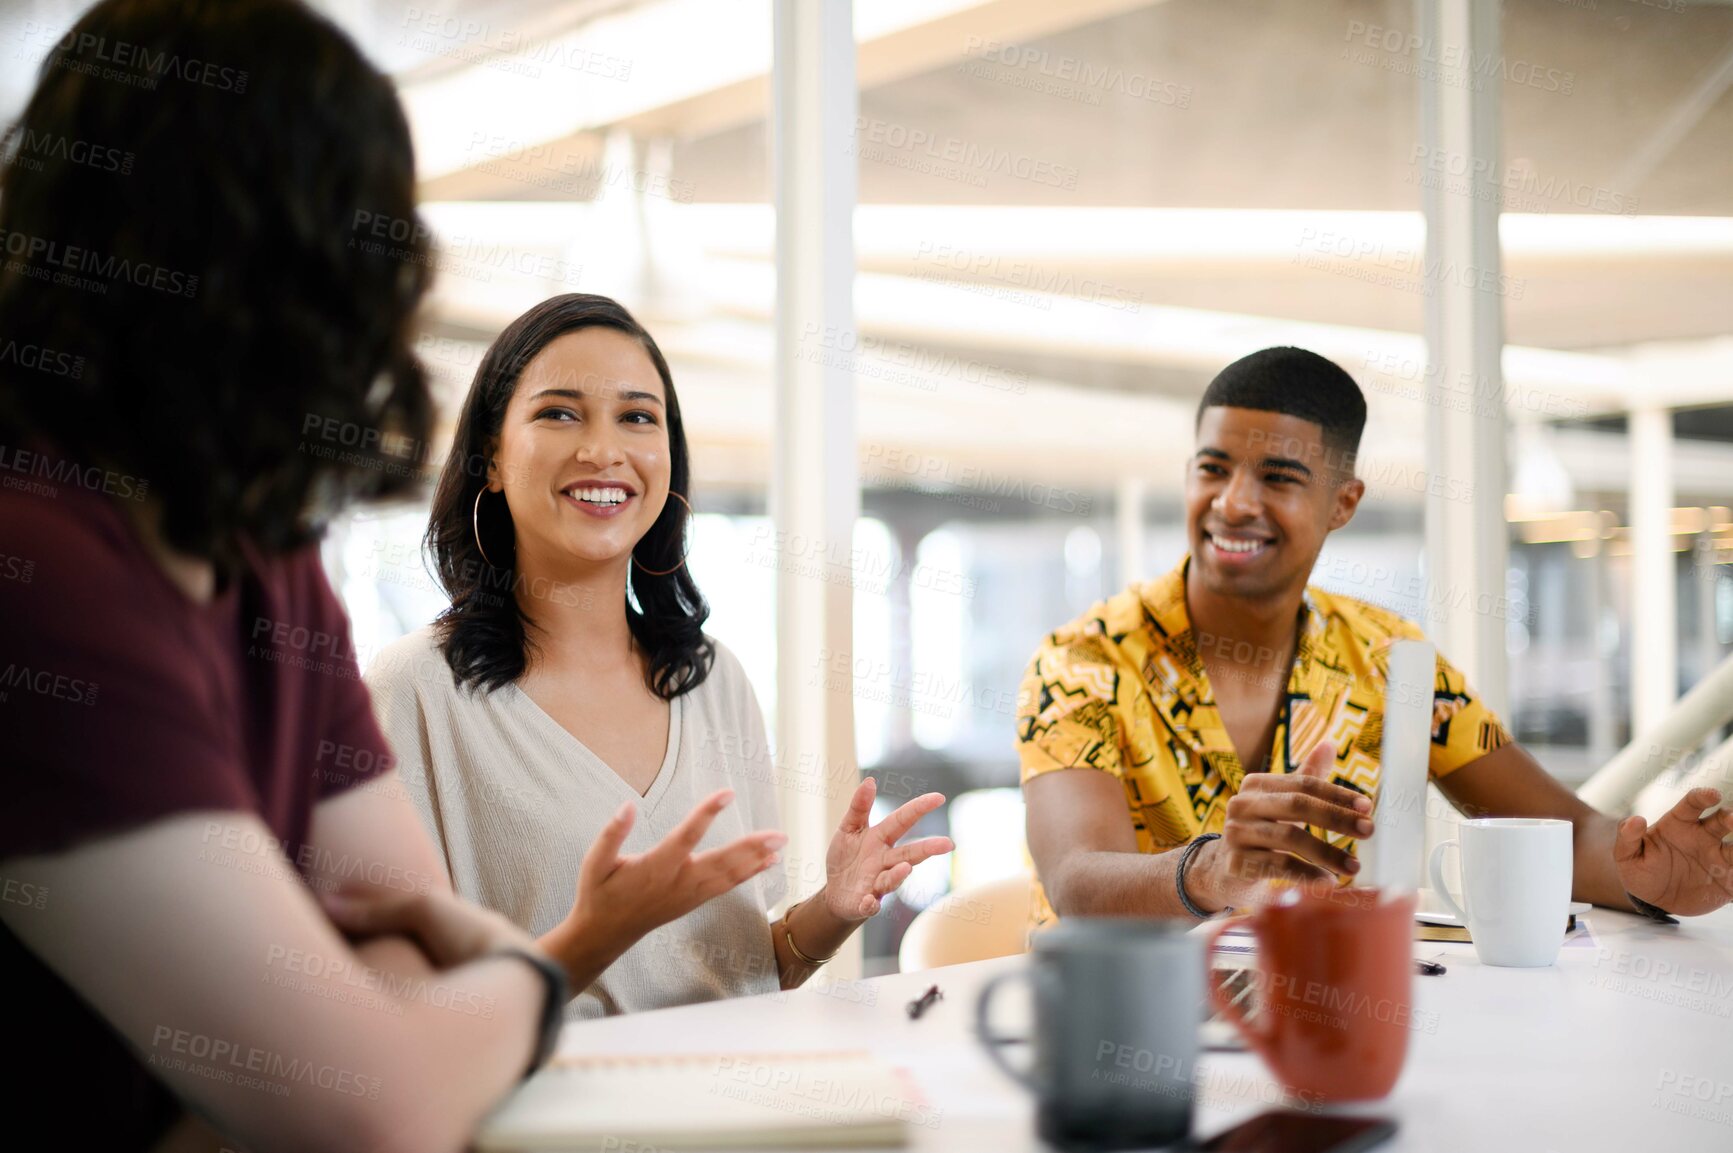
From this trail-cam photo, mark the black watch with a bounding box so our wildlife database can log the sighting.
[490,947,568,1079]
[1625,891,1679,925]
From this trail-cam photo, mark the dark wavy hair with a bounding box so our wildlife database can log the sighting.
[0,0,433,566]
[428,294,713,700]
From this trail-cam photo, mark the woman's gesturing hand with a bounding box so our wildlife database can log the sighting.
[822,778,955,922]
[565,789,786,947]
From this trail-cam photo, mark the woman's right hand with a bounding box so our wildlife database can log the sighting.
[553,789,786,963]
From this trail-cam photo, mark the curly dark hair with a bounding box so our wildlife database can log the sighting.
[428,293,714,700]
[0,0,433,567]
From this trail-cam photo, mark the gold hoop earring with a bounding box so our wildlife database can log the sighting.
[473,487,501,569]
[632,490,692,578]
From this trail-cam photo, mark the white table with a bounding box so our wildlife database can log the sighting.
[550,907,1733,1152]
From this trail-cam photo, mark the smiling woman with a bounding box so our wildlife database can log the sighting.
[366,292,953,1020]
[428,293,709,698]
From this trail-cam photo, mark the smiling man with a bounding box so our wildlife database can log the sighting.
[1016,346,1732,925]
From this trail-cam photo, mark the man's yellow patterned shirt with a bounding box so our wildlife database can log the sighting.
[1015,557,1511,926]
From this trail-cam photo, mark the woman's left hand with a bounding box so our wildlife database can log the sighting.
[823,778,955,922]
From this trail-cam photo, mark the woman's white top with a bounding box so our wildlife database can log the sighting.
[365,627,788,1020]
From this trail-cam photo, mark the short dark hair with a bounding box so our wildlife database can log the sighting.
[428,293,714,700]
[1195,347,1367,459]
[0,0,433,569]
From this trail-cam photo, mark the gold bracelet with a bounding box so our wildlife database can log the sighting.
[782,899,838,967]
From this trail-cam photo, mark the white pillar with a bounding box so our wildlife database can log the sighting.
[1116,476,1146,589]
[1414,0,1507,888]
[772,0,860,977]
[1630,406,1677,735]
[1587,538,1616,765]
[1416,0,1509,719]
[1698,536,1722,712]
[589,129,650,309]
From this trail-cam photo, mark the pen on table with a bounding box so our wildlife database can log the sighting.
[1416,959,1446,976]
[907,984,942,1019]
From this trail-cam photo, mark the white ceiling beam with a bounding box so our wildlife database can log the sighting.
[404,0,1159,195]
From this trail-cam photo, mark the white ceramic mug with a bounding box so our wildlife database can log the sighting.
[1428,818,1573,968]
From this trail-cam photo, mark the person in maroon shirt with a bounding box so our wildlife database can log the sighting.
[0,3,782,1151]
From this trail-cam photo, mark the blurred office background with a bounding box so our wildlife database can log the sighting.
[6,0,1729,970]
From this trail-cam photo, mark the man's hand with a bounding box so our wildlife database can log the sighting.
[1614,787,1733,917]
[1194,742,1374,910]
[321,883,535,968]
[822,778,955,922]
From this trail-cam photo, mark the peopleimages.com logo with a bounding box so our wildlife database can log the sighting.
[0,228,198,298]
[24,24,250,93]
[147,1026,379,1099]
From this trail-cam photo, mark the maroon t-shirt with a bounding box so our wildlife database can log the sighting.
[0,460,394,1149]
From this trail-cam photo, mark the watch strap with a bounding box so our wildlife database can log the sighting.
[489,947,567,1079]
[1625,891,1679,925]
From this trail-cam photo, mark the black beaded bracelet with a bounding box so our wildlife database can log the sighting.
[1175,833,1221,920]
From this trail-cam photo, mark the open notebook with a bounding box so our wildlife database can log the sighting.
[475,1050,927,1151]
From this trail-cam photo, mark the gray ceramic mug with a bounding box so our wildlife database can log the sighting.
[976,919,1204,1152]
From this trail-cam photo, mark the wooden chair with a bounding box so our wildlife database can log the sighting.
[896,871,1036,972]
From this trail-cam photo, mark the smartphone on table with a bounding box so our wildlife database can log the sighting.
[1192,1111,1397,1153]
